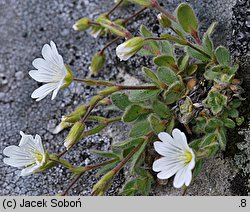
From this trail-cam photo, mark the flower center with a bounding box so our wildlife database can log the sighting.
[183,150,193,164]
[35,152,44,163]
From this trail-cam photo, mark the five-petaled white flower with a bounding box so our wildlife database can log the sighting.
[153,129,195,188]
[3,131,47,176]
[29,41,72,101]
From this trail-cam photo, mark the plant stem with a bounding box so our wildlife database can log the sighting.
[123,7,147,24]
[89,21,101,26]
[119,85,159,90]
[187,43,211,59]
[106,0,124,17]
[49,158,73,169]
[100,37,121,54]
[152,1,177,22]
[91,132,154,196]
[145,37,211,59]
[61,159,117,196]
[74,78,159,90]
[73,78,114,86]
[113,141,144,173]
[61,173,84,196]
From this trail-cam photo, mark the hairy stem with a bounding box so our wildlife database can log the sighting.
[123,7,147,24]
[61,159,117,196]
[100,37,121,54]
[152,1,177,22]
[106,0,124,17]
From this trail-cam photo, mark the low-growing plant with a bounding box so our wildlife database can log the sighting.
[3,0,245,195]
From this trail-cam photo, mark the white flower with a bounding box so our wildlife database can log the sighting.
[116,37,145,61]
[3,131,47,176]
[29,41,72,101]
[153,129,195,188]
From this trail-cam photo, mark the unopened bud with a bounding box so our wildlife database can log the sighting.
[53,121,73,134]
[89,51,106,75]
[73,17,91,31]
[116,37,145,61]
[64,122,85,150]
[157,13,171,28]
[100,19,131,38]
[91,170,116,196]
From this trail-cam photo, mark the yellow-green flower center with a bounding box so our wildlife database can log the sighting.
[183,150,193,164]
[35,152,44,163]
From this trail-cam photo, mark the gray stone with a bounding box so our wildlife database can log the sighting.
[0,0,249,196]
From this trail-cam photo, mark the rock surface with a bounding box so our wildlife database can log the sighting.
[0,0,249,196]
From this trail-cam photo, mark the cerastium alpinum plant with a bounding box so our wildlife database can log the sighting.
[3,0,245,195]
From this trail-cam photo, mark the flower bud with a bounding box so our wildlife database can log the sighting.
[89,26,104,38]
[89,51,106,75]
[73,17,91,31]
[116,37,145,61]
[157,13,171,28]
[100,19,131,38]
[53,121,73,134]
[64,122,85,150]
[91,170,116,196]
[61,65,73,89]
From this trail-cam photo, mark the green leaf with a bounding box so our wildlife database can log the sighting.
[186,64,198,76]
[120,179,137,196]
[204,143,220,157]
[129,88,160,102]
[166,117,175,134]
[142,67,161,86]
[202,22,217,55]
[200,133,217,147]
[159,40,174,57]
[223,118,236,128]
[189,138,202,151]
[122,104,145,122]
[236,117,244,126]
[130,141,147,173]
[153,55,176,69]
[186,46,210,61]
[91,150,120,159]
[193,159,202,177]
[231,99,241,108]
[205,118,223,133]
[204,90,228,115]
[178,55,190,71]
[157,67,178,85]
[215,46,230,66]
[148,114,166,134]
[140,25,160,56]
[227,108,239,118]
[217,127,227,150]
[112,138,145,153]
[163,80,185,104]
[129,120,151,138]
[204,69,221,81]
[206,22,218,36]
[228,64,239,75]
[95,161,118,177]
[111,92,131,111]
[176,3,198,34]
[152,100,172,119]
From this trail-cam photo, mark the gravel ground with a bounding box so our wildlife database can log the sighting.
[0,0,249,196]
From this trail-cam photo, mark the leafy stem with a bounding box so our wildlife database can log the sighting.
[61,159,117,196]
